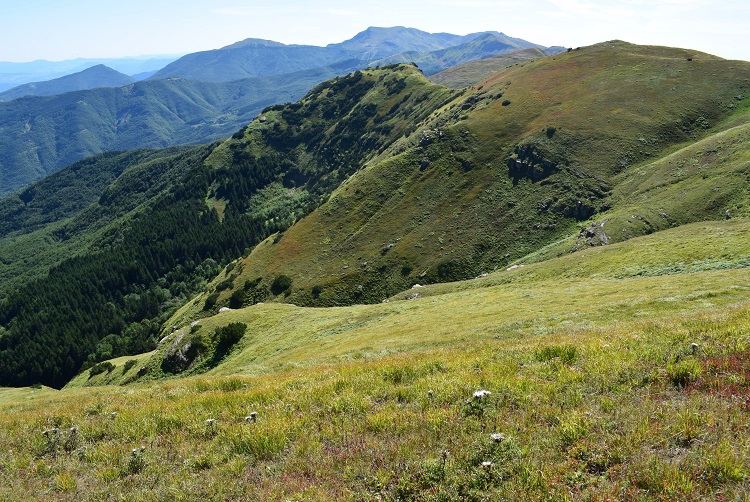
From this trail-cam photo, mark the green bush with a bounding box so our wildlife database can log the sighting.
[213,322,247,362]
[216,278,233,292]
[229,289,245,309]
[270,275,292,295]
[89,361,115,377]
[203,292,220,311]
[123,359,138,374]
[401,262,414,276]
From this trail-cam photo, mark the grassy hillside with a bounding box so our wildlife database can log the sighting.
[100,219,750,385]
[2,41,749,392]
[3,220,750,499]
[190,41,750,318]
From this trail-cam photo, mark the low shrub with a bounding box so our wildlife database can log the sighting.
[271,275,292,295]
[89,361,115,377]
[123,359,138,374]
[203,292,220,311]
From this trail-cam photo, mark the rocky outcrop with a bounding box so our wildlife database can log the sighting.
[161,332,205,374]
[571,220,610,251]
[507,144,558,181]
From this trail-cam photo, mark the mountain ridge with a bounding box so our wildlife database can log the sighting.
[0,26,554,196]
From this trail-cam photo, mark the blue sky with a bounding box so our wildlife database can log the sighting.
[1,0,747,62]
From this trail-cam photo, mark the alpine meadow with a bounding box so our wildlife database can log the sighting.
[0,23,749,501]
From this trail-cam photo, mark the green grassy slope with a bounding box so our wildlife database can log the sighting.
[2,41,749,389]
[7,219,749,499]
[129,219,750,383]
[197,41,750,315]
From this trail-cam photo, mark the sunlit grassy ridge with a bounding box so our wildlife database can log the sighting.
[0,219,743,499]
[192,41,750,319]
[86,219,750,385]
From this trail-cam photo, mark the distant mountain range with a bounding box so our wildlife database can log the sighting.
[0,65,136,101]
[0,55,181,91]
[0,60,361,195]
[0,26,561,196]
[151,26,560,82]
[376,32,565,74]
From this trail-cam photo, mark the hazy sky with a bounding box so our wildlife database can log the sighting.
[1,0,747,62]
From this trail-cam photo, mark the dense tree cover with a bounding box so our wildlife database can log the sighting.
[0,148,189,238]
[0,147,281,388]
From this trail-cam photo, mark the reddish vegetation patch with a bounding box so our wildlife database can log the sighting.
[688,349,750,406]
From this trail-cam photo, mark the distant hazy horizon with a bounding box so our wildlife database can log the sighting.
[1,0,748,63]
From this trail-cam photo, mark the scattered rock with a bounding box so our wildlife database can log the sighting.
[572,220,610,251]
[162,332,203,374]
[419,130,434,146]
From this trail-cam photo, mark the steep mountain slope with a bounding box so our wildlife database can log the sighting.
[3,43,750,500]
[0,65,453,388]
[0,65,136,101]
[2,41,747,389]
[0,61,359,197]
[191,41,749,313]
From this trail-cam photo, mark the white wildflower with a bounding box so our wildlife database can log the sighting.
[473,389,491,399]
